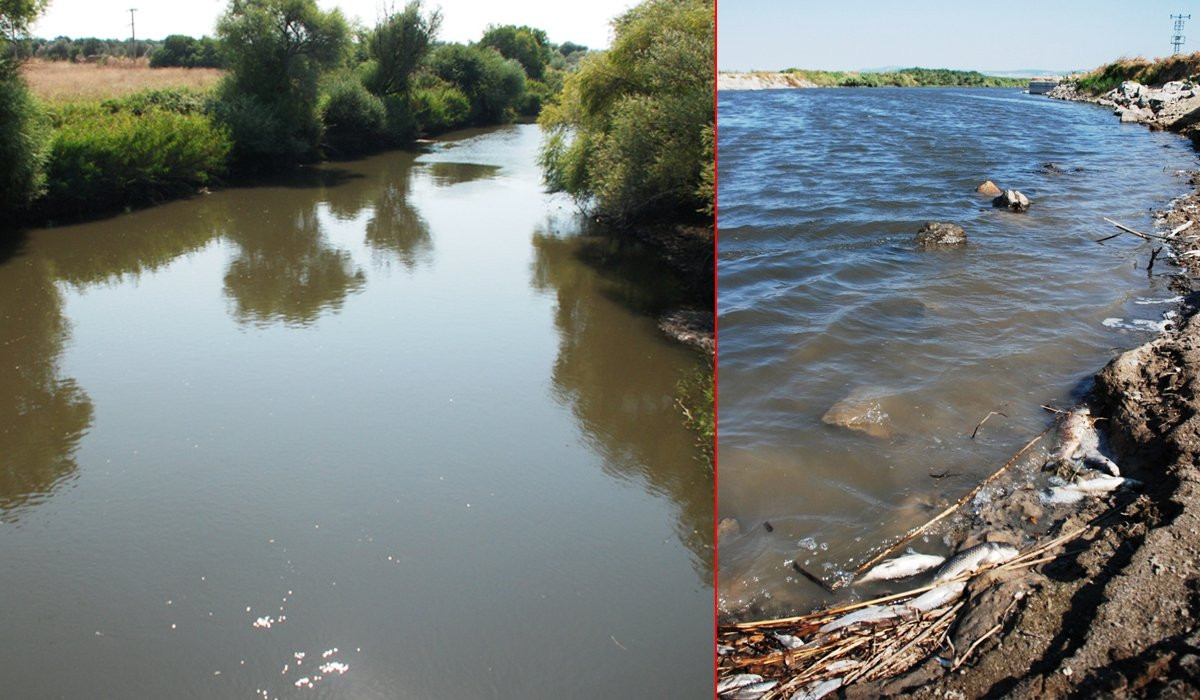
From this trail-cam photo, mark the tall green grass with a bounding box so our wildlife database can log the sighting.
[43,101,230,215]
[1076,53,1200,94]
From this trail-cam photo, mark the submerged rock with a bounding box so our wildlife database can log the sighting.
[992,189,1031,212]
[821,387,894,439]
[976,180,1002,196]
[915,221,967,248]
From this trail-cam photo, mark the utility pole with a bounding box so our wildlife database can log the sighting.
[129,8,138,58]
[1172,13,1190,55]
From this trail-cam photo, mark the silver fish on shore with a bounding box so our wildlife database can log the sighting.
[718,674,764,695]
[854,552,946,585]
[773,632,805,649]
[1045,475,1141,504]
[902,581,966,612]
[1048,406,1120,476]
[933,542,1019,582]
[790,677,844,700]
[818,604,901,633]
[729,680,779,700]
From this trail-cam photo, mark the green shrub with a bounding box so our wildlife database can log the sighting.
[0,69,47,212]
[428,43,526,125]
[410,78,470,134]
[101,87,209,116]
[320,77,386,155]
[44,108,230,213]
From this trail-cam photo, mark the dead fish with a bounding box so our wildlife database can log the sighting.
[855,551,945,584]
[790,677,844,700]
[730,680,779,699]
[773,632,805,649]
[933,542,1019,582]
[818,604,901,633]
[902,581,966,612]
[718,674,764,695]
[1048,406,1120,476]
[1045,475,1141,504]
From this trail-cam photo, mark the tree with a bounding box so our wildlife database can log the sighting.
[428,43,526,125]
[362,0,440,97]
[479,24,551,80]
[0,0,47,211]
[215,0,349,163]
[539,0,713,222]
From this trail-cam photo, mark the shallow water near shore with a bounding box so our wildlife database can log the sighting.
[718,87,1198,618]
[0,124,713,698]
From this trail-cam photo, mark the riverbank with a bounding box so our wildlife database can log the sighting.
[717,67,1026,91]
[718,82,1200,698]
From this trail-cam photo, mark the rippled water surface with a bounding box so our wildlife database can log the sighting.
[0,124,712,698]
[718,88,1197,617]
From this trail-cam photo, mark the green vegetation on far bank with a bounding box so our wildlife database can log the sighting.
[1076,52,1200,94]
[780,66,1027,88]
[0,0,590,221]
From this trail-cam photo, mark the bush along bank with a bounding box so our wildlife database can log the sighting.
[1,0,588,223]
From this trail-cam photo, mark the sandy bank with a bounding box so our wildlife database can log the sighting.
[718,72,816,91]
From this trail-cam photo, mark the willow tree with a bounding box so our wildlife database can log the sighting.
[215,0,349,164]
[539,0,714,223]
[0,0,48,212]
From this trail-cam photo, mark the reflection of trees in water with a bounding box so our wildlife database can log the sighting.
[422,162,501,188]
[222,191,366,327]
[530,226,713,581]
[321,153,439,271]
[0,258,93,522]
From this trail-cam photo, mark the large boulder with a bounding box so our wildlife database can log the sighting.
[821,387,894,439]
[976,180,1002,196]
[915,221,967,248]
[992,189,1031,212]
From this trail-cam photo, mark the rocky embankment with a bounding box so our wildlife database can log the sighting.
[718,72,816,91]
[1049,78,1200,143]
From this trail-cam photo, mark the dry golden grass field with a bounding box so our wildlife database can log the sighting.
[21,58,224,102]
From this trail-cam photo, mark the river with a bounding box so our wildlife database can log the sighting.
[0,124,713,698]
[717,87,1198,618]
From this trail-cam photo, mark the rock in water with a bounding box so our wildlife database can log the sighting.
[915,221,967,248]
[993,189,1031,212]
[821,387,894,438]
[976,180,1002,196]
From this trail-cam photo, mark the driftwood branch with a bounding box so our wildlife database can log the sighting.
[970,411,1007,440]
[1171,220,1194,237]
[1101,217,1173,242]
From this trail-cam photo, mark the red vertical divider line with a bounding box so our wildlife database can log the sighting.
[711,0,720,696]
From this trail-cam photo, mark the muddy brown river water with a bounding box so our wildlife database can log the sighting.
[0,124,713,698]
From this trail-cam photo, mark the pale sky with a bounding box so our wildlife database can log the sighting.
[720,1,1200,73]
[32,0,634,49]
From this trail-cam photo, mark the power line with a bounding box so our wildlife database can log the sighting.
[129,8,138,58]
[1172,13,1190,55]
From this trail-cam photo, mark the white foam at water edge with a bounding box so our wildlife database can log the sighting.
[1133,296,1183,305]
[1103,318,1169,332]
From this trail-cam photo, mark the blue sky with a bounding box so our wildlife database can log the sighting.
[719,1,1198,73]
[32,0,634,49]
